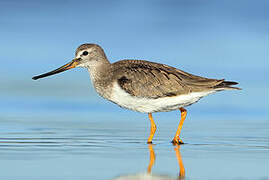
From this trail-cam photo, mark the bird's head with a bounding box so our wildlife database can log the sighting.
[32,43,108,80]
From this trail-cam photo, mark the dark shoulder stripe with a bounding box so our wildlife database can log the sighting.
[117,76,134,96]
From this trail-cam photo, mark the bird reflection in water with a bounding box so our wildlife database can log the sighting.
[112,144,185,180]
[174,145,185,178]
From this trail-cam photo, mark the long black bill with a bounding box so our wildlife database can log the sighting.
[32,59,79,80]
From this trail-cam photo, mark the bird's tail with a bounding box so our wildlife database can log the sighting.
[214,80,242,90]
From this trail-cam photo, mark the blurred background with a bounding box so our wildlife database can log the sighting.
[0,0,269,180]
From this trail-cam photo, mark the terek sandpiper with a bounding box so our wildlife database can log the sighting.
[32,44,241,144]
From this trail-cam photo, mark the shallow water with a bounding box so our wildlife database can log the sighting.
[1,92,269,180]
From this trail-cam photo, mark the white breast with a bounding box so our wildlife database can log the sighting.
[109,83,215,113]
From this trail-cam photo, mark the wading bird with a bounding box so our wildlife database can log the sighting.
[33,44,240,144]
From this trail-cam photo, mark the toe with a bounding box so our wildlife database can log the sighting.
[171,138,184,145]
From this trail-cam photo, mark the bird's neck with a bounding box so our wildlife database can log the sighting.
[86,60,112,99]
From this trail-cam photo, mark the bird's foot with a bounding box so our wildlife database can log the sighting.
[171,138,184,145]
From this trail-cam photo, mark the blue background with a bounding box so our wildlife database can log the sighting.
[1,0,268,110]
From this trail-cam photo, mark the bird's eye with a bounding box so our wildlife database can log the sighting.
[82,51,88,56]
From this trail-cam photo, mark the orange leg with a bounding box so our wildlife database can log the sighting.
[147,144,156,173]
[147,113,157,144]
[172,107,187,144]
[174,145,185,178]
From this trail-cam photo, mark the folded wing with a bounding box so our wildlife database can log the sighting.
[111,60,240,99]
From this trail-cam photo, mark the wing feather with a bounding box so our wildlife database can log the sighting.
[112,60,224,98]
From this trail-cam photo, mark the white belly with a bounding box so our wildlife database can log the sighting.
[109,83,215,113]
